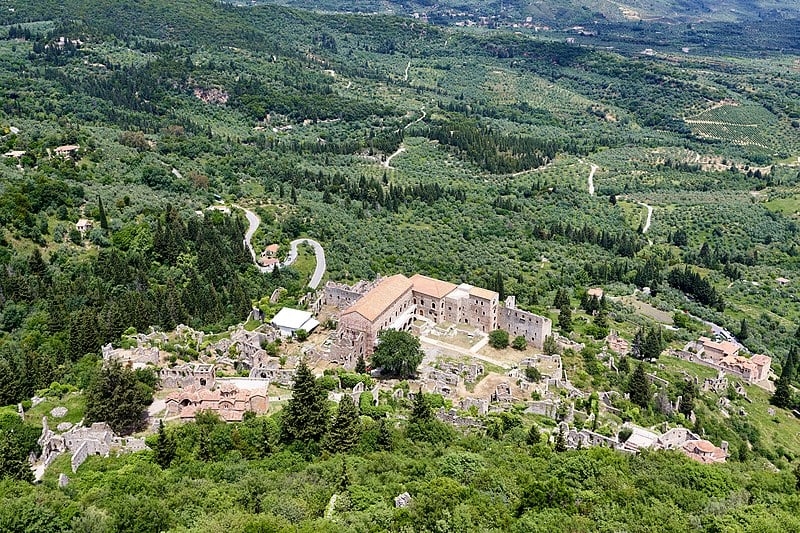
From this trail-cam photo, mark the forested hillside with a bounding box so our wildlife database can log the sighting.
[256,0,800,24]
[1,0,800,530]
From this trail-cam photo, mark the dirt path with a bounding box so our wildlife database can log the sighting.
[383,145,406,169]
[588,164,598,196]
[403,60,411,81]
[403,106,426,130]
[640,202,653,233]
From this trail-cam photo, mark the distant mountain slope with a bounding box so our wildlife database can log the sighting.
[249,0,800,23]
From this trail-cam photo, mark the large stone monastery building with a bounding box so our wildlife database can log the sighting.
[324,274,551,367]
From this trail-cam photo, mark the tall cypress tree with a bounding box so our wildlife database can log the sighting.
[324,395,360,453]
[410,390,432,424]
[153,420,176,469]
[98,195,108,230]
[495,271,505,300]
[628,362,651,408]
[738,318,749,341]
[526,424,541,446]
[281,360,330,444]
[558,303,572,334]
[679,381,697,417]
[772,376,793,409]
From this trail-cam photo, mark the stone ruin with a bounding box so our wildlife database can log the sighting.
[36,417,148,474]
[491,382,514,403]
[323,277,384,310]
[394,492,412,508]
[159,363,216,389]
[560,422,619,450]
[102,343,160,367]
[437,361,484,383]
[459,397,489,416]
[428,369,460,387]
[249,360,296,386]
[436,407,485,429]
[524,399,559,419]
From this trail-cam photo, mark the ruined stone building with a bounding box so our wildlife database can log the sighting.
[497,296,552,348]
[325,273,552,367]
[37,417,147,473]
[159,363,216,389]
[101,343,160,368]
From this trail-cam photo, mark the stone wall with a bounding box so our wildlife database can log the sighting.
[159,363,216,389]
[497,299,552,349]
[465,294,497,333]
[436,408,485,429]
[323,278,383,309]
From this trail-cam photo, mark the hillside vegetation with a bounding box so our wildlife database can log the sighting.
[1,0,800,531]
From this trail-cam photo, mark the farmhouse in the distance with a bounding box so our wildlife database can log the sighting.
[323,273,551,367]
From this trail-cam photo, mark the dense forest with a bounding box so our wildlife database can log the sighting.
[1,0,800,530]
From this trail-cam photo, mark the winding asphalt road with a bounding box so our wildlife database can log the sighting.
[236,205,326,289]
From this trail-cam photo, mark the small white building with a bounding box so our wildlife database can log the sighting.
[271,308,319,337]
[76,218,93,233]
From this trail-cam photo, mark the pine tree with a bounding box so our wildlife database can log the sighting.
[354,354,366,374]
[526,424,541,446]
[0,430,33,483]
[98,195,108,230]
[153,420,176,469]
[281,360,330,444]
[553,288,570,309]
[376,418,393,451]
[554,426,567,452]
[410,390,432,424]
[324,395,361,453]
[643,326,663,361]
[85,359,152,435]
[618,355,630,374]
[628,362,651,408]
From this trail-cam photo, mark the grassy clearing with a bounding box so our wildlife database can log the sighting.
[764,194,800,217]
[25,393,87,428]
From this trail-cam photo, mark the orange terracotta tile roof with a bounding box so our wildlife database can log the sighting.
[342,274,412,322]
[690,439,717,453]
[469,286,499,301]
[699,337,739,357]
[750,354,771,366]
[410,274,457,299]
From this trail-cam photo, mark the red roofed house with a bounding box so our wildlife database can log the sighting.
[681,439,728,464]
[165,383,268,422]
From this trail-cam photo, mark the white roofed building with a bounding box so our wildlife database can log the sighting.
[271,307,319,337]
